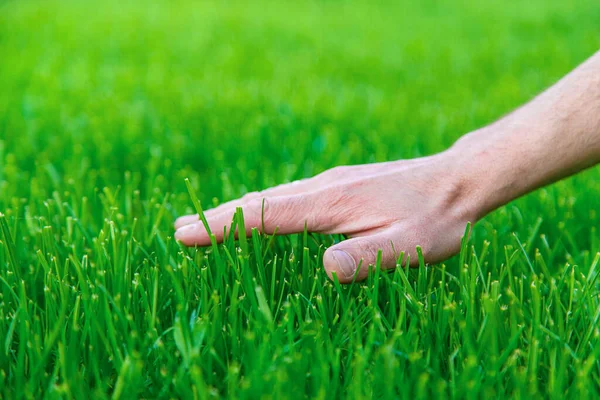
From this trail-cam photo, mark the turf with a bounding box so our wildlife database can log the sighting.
[1,0,600,398]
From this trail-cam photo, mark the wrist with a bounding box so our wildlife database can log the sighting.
[414,145,487,227]
[442,126,526,223]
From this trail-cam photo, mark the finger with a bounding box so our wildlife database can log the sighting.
[175,193,325,246]
[174,179,314,230]
[174,214,201,229]
[322,231,412,284]
[174,196,257,230]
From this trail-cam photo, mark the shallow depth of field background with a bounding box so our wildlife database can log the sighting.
[1,0,600,398]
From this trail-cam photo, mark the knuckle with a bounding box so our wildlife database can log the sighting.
[353,241,379,266]
[262,198,287,227]
[265,195,307,228]
[241,191,260,202]
[243,198,270,228]
[317,165,349,182]
[247,197,268,214]
[306,187,349,232]
[330,165,350,175]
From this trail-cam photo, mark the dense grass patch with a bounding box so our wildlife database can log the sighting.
[1,0,600,398]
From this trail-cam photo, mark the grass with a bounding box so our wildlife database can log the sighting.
[1,0,600,398]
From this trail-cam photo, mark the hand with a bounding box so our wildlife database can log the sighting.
[174,151,475,283]
[176,51,600,283]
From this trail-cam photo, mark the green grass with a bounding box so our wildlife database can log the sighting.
[1,0,600,398]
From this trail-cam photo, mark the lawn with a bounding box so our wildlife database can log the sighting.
[1,0,600,398]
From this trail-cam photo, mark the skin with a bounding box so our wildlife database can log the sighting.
[175,50,600,283]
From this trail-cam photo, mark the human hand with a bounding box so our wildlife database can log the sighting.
[174,151,476,283]
[176,51,600,283]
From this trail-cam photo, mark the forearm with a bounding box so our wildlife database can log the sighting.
[448,50,600,220]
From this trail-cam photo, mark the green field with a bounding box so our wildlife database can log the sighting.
[1,0,600,398]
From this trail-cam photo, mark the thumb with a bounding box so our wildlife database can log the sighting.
[322,233,404,283]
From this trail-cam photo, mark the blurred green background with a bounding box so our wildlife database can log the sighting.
[2,0,599,198]
[1,0,600,397]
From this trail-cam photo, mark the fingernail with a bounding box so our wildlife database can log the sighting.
[332,250,356,279]
[174,223,198,241]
